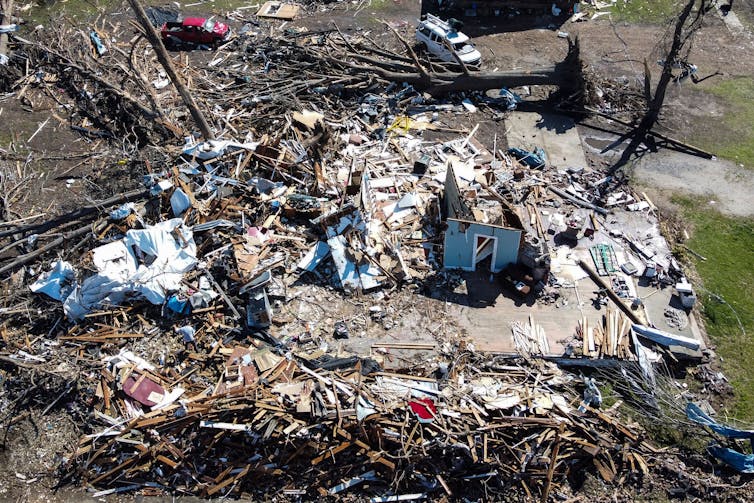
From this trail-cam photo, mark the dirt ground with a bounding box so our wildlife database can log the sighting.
[2,0,753,500]
[568,6,754,217]
[4,0,751,215]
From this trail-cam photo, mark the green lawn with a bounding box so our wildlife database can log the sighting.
[611,0,680,23]
[30,0,267,25]
[697,77,754,169]
[674,196,754,421]
[29,0,115,24]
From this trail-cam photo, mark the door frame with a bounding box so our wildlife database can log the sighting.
[472,233,497,272]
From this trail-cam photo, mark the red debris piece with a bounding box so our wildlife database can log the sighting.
[409,398,437,423]
[123,374,165,407]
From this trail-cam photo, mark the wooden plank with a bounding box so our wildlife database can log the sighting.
[594,457,615,482]
[370,343,435,350]
[540,434,561,503]
[60,332,145,341]
[437,474,452,496]
[372,372,438,383]
[206,464,250,496]
[311,441,352,466]
[156,455,179,469]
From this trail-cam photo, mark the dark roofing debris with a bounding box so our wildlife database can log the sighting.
[0,1,740,500]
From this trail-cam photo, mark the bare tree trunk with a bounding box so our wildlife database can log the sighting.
[312,37,582,97]
[612,0,708,170]
[127,0,215,140]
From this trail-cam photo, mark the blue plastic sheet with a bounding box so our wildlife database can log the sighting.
[687,402,754,440]
[167,295,191,315]
[686,402,754,473]
[507,147,547,169]
[708,445,754,473]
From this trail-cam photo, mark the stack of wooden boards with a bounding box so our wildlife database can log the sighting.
[577,306,634,359]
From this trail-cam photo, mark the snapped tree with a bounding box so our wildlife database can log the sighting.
[612,0,713,171]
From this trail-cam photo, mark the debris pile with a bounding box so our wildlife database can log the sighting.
[0,10,587,145]
[70,350,656,499]
[0,3,734,500]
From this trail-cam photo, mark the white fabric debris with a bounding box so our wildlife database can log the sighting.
[30,260,77,301]
[30,219,197,320]
[182,139,259,161]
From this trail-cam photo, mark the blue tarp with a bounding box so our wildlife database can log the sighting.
[507,147,546,169]
[686,402,754,473]
[167,295,191,315]
[687,402,754,440]
[708,445,754,473]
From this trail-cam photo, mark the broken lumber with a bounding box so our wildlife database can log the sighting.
[578,260,641,325]
[127,0,214,139]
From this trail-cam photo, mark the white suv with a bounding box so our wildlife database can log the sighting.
[415,14,482,67]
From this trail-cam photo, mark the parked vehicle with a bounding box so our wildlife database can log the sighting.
[161,17,230,46]
[415,14,481,67]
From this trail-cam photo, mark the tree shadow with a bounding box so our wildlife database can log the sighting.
[609,126,708,174]
[535,113,578,135]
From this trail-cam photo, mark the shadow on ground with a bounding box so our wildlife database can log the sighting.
[420,0,569,35]
[420,267,538,308]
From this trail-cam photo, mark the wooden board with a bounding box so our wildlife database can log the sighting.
[257,1,300,19]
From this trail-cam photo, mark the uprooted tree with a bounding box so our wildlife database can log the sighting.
[312,21,585,97]
[0,11,586,147]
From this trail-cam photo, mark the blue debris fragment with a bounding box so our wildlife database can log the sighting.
[109,203,135,221]
[498,87,521,110]
[507,147,547,169]
[89,30,108,56]
[686,402,754,473]
[167,294,191,315]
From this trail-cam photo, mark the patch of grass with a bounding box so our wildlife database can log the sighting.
[29,0,115,25]
[673,195,754,421]
[696,77,754,168]
[608,385,708,452]
[611,0,680,24]
[641,416,709,451]
[196,0,261,16]
[598,381,619,408]
[364,0,394,12]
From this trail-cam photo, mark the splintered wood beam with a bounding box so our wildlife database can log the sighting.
[311,441,352,465]
[206,464,250,496]
[540,433,561,503]
[126,0,215,139]
[59,333,145,342]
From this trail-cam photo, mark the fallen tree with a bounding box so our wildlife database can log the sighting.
[0,17,585,150]
[304,29,584,97]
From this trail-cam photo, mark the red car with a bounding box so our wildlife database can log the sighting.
[160,17,230,46]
